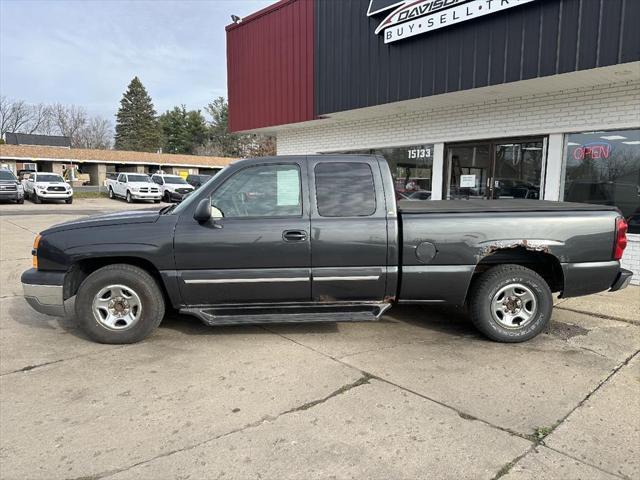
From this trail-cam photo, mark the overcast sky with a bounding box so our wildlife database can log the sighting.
[0,0,273,121]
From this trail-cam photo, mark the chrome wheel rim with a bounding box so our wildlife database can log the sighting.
[92,284,142,330]
[491,283,537,329]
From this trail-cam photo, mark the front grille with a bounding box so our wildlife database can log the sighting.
[47,186,66,192]
[0,184,17,191]
[139,188,149,193]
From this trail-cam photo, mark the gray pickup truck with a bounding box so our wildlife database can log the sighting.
[21,155,632,344]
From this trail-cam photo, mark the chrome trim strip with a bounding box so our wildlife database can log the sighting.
[314,276,380,281]
[184,277,309,284]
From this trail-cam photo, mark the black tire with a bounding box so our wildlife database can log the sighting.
[17,198,24,204]
[126,191,132,203]
[74,264,165,344]
[108,187,114,199]
[469,264,552,343]
[153,199,161,203]
[163,191,171,203]
[33,194,41,204]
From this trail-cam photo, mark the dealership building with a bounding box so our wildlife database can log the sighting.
[226,0,640,283]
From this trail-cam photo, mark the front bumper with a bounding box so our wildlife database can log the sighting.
[131,192,161,200]
[0,191,22,200]
[167,190,193,202]
[35,190,72,199]
[21,268,66,317]
[610,268,633,292]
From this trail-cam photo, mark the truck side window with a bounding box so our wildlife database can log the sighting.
[211,164,302,218]
[315,162,376,217]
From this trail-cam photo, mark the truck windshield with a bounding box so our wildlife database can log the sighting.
[0,171,17,181]
[37,174,64,182]
[164,176,188,184]
[127,174,151,182]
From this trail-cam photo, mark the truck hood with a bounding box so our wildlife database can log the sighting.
[127,182,158,188]
[43,209,160,234]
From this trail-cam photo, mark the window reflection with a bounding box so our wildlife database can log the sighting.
[563,129,640,233]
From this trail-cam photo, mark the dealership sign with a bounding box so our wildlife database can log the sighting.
[369,0,537,44]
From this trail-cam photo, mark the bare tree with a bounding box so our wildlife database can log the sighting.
[0,96,38,137]
[51,103,88,143]
[77,117,113,149]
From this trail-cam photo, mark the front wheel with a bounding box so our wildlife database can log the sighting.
[75,264,165,344]
[65,197,73,204]
[469,264,552,343]
[126,191,133,203]
[33,194,41,204]
[108,187,114,199]
[17,198,24,204]
[163,191,171,203]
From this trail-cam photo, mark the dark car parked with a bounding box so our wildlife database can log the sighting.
[0,169,24,204]
[22,155,631,345]
[186,174,212,189]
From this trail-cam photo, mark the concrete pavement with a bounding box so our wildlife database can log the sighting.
[0,199,638,480]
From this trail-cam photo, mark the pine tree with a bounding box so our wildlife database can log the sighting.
[114,77,162,152]
[159,106,207,154]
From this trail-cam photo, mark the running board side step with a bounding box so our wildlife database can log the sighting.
[180,303,392,327]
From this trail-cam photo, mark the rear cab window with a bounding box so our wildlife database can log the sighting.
[314,162,377,217]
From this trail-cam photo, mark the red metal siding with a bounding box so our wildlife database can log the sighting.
[226,0,315,133]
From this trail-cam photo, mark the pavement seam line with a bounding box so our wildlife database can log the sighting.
[261,326,534,443]
[555,305,640,326]
[3,218,39,235]
[492,349,639,480]
[542,445,630,480]
[71,374,372,480]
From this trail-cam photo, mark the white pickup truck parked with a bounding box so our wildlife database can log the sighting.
[23,172,73,204]
[106,173,161,203]
[151,173,195,203]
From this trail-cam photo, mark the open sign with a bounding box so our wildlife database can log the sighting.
[572,142,612,161]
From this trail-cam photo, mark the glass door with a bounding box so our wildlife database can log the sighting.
[445,138,545,200]
[492,140,543,199]
[444,144,492,199]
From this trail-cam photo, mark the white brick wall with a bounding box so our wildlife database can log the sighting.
[277,80,640,283]
[622,234,640,286]
[278,81,639,154]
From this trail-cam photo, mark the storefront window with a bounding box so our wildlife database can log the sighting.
[373,145,434,200]
[336,145,434,200]
[563,129,640,234]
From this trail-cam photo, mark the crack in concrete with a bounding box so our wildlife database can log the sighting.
[261,327,533,442]
[555,305,640,326]
[491,349,639,480]
[0,345,129,377]
[70,374,372,480]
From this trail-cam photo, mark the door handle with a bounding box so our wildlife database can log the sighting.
[283,230,307,242]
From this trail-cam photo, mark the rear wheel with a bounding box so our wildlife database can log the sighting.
[75,264,165,344]
[469,264,552,343]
